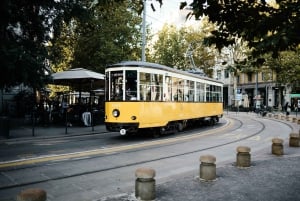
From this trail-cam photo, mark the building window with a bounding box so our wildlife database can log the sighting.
[247,73,252,82]
[225,69,229,78]
[217,70,221,80]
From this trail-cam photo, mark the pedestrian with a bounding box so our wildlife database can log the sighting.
[285,102,291,116]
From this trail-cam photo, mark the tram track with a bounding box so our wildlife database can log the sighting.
[0,119,232,169]
[0,115,270,191]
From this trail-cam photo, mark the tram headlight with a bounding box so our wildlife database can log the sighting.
[112,109,120,117]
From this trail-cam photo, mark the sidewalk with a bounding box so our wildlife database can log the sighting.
[1,111,299,142]
[104,155,300,201]
[0,123,107,142]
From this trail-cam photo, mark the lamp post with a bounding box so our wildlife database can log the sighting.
[141,0,146,62]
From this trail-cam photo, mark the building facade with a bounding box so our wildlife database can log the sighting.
[214,62,296,111]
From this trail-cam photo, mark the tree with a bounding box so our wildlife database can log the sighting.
[0,0,87,89]
[72,1,143,73]
[180,0,300,58]
[50,0,145,74]
[150,24,187,69]
[265,49,300,89]
[150,20,216,77]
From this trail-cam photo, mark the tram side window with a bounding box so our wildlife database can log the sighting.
[206,85,221,102]
[184,80,189,101]
[139,72,150,101]
[125,70,137,100]
[216,86,223,102]
[152,74,163,101]
[172,77,184,101]
[210,85,222,102]
[139,72,163,101]
[110,71,123,101]
[164,76,172,101]
[206,84,211,102]
[211,85,217,102]
[188,81,195,102]
[196,82,205,102]
[195,82,200,102]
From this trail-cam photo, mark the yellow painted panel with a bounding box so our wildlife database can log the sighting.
[105,102,223,128]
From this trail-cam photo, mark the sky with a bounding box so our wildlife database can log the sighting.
[145,0,195,33]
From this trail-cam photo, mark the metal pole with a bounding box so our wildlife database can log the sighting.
[90,80,94,131]
[65,108,68,134]
[32,109,35,137]
[266,85,268,108]
[141,0,146,62]
[228,72,231,108]
[255,71,258,97]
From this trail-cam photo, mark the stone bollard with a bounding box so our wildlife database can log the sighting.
[292,117,297,123]
[272,138,284,156]
[17,188,46,201]
[286,116,291,121]
[199,155,216,181]
[298,119,300,125]
[236,146,251,168]
[289,133,300,147]
[268,113,273,118]
[281,115,285,120]
[135,167,156,200]
[274,114,279,119]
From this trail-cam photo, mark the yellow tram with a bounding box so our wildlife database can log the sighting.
[105,61,223,136]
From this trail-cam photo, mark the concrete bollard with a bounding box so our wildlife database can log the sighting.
[292,117,297,123]
[17,188,46,201]
[135,167,156,200]
[298,119,300,125]
[236,146,251,168]
[199,155,216,181]
[281,115,285,120]
[272,138,284,156]
[268,113,273,118]
[274,114,279,119]
[289,133,300,147]
[286,116,291,121]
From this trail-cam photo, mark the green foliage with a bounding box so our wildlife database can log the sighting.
[0,0,87,89]
[47,0,145,97]
[183,0,300,58]
[265,49,300,87]
[151,25,186,68]
[71,1,143,73]
[150,20,216,77]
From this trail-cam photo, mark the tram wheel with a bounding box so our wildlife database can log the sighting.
[177,122,184,132]
[152,128,161,138]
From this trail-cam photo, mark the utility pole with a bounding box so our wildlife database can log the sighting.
[185,43,196,69]
[141,0,146,62]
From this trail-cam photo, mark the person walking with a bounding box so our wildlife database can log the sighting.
[285,102,291,116]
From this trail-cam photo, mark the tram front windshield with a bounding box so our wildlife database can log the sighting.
[108,70,137,101]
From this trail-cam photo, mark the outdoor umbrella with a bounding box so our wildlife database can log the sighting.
[51,68,105,133]
[51,68,105,92]
[51,67,105,103]
[51,68,105,86]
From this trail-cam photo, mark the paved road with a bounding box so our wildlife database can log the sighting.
[0,112,299,201]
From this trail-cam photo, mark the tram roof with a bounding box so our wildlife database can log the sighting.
[108,61,223,85]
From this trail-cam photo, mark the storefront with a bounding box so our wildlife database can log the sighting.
[290,94,300,110]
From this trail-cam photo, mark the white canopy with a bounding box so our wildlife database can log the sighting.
[52,68,105,81]
[51,68,105,89]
